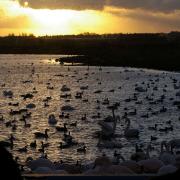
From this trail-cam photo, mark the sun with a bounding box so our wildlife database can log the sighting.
[24,1,29,7]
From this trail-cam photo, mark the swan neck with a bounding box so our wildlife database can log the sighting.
[146,145,150,158]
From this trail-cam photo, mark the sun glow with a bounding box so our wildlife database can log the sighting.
[0,1,112,36]
[24,1,28,7]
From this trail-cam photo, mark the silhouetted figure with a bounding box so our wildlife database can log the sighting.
[0,144,22,180]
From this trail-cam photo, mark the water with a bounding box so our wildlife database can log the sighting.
[0,54,180,167]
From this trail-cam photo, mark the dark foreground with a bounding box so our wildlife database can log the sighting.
[1,32,180,71]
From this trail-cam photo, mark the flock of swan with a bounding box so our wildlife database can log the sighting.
[0,54,180,176]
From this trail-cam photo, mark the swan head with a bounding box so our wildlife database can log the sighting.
[161,141,168,152]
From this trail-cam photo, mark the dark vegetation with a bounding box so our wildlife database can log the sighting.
[1,32,180,71]
[0,144,22,180]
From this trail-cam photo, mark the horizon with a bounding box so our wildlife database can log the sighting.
[1,1,180,36]
[1,31,179,38]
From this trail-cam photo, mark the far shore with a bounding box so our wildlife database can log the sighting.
[1,32,180,72]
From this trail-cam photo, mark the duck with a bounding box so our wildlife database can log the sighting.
[124,118,139,138]
[0,115,4,121]
[59,142,71,149]
[148,124,158,131]
[128,109,137,116]
[23,119,31,128]
[56,123,67,132]
[34,129,49,139]
[77,145,86,153]
[30,140,37,148]
[48,114,57,125]
[63,132,73,143]
[97,135,123,149]
[18,145,28,153]
[59,112,64,118]
[81,114,87,121]
[41,141,50,148]
[151,136,158,141]
[69,121,77,127]
[64,114,70,119]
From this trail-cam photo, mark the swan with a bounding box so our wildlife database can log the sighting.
[97,135,123,149]
[112,151,125,165]
[138,158,164,173]
[124,118,139,138]
[117,153,142,173]
[48,114,57,125]
[120,160,142,174]
[168,139,180,151]
[98,109,119,137]
[27,157,55,171]
[158,165,178,176]
[130,144,150,162]
[34,129,49,139]
[159,141,176,165]
[84,164,133,175]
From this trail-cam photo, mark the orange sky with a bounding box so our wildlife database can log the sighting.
[0,0,180,36]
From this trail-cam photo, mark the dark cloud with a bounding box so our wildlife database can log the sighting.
[107,0,180,12]
[17,0,180,12]
[17,0,105,10]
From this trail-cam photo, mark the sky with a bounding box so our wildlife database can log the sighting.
[0,0,180,36]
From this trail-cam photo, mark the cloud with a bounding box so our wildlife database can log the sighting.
[107,0,180,13]
[17,0,180,12]
[17,0,105,10]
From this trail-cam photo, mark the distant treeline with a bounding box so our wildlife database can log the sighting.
[1,32,180,71]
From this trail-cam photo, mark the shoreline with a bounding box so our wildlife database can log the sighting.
[1,53,180,73]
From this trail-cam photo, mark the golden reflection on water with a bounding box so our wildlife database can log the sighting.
[0,54,180,167]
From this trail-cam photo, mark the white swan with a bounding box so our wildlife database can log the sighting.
[84,155,133,175]
[130,144,150,162]
[138,158,164,173]
[158,165,177,176]
[124,118,139,138]
[168,139,180,151]
[98,109,120,137]
[27,157,55,171]
[120,160,142,174]
[159,141,176,165]
[48,114,57,125]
